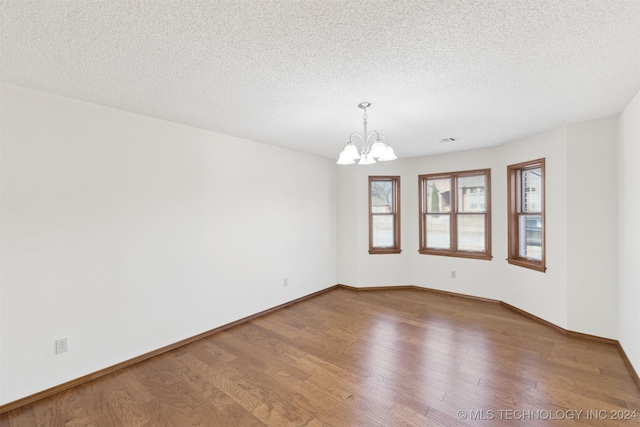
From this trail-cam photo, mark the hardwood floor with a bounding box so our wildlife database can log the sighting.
[1,287,639,426]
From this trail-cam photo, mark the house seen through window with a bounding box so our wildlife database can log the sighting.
[419,169,491,259]
[507,159,546,272]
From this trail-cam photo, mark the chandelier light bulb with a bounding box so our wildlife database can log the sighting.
[336,150,355,165]
[344,142,360,160]
[378,145,397,161]
[370,139,386,158]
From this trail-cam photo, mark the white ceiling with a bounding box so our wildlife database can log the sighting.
[2,1,639,160]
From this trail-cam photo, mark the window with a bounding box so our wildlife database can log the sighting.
[369,176,401,254]
[507,159,545,272]
[419,169,491,259]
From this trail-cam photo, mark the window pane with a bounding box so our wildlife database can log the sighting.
[372,215,395,247]
[458,175,486,212]
[419,169,491,259]
[371,181,393,213]
[426,214,450,249]
[519,215,542,260]
[458,214,485,252]
[426,179,451,213]
[522,168,542,212]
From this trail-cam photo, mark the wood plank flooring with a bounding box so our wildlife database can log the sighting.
[1,287,639,426]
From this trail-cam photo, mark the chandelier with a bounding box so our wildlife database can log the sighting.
[336,102,397,165]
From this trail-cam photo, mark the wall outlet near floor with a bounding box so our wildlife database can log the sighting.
[451,270,457,278]
[283,278,288,287]
[55,338,68,354]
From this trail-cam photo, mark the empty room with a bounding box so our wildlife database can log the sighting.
[1,1,639,426]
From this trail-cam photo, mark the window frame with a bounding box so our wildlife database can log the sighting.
[368,176,401,254]
[418,169,492,260]
[507,158,546,272]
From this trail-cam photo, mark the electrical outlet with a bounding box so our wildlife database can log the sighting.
[55,338,68,354]
[283,278,288,287]
[451,270,457,278]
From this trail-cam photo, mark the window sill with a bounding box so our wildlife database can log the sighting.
[418,249,492,261]
[507,258,546,272]
[369,249,402,255]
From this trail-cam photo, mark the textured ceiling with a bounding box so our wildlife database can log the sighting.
[2,0,639,159]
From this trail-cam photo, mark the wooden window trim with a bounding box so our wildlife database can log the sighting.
[507,158,546,272]
[418,169,492,260]
[369,176,401,254]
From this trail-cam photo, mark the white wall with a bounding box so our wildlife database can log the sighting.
[409,147,504,302]
[336,166,358,285]
[0,92,3,401]
[336,160,412,287]
[336,129,571,326]
[618,89,640,375]
[0,84,337,405]
[566,120,618,337]
[337,122,623,338]
[500,128,569,329]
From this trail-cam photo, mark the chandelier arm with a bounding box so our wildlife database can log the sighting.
[349,132,364,143]
[366,131,381,143]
